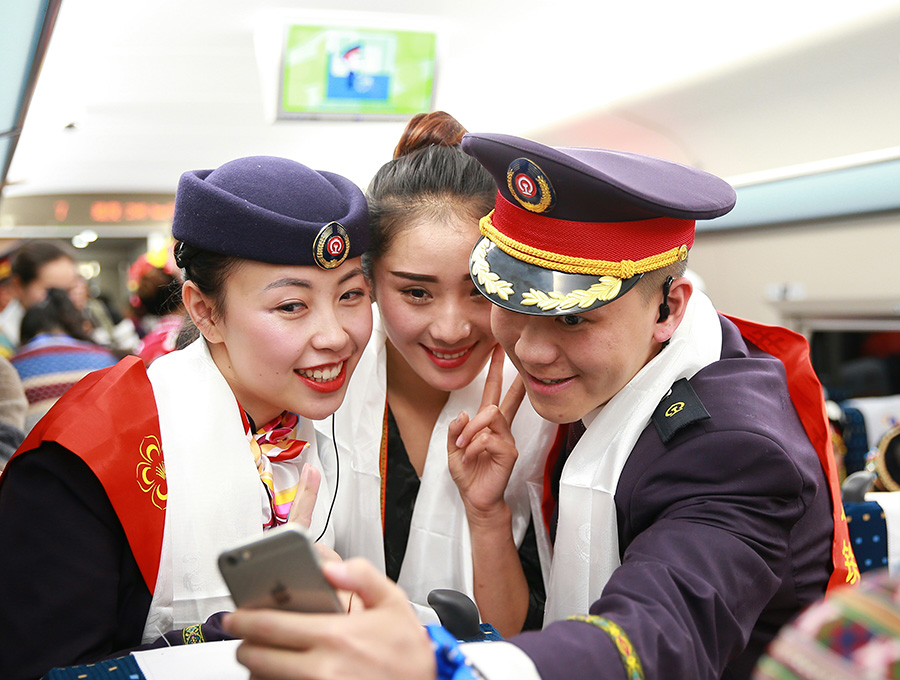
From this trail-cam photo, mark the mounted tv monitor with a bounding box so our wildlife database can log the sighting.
[278,24,437,120]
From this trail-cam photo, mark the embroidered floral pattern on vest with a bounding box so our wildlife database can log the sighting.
[136,434,167,510]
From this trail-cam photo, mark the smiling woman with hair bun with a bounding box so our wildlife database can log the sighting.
[316,111,557,636]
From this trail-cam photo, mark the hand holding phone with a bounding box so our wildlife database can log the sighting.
[218,524,344,613]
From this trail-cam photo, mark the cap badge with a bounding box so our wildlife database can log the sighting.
[506,158,556,214]
[313,222,350,270]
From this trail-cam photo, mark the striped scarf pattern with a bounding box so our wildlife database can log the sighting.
[242,409,309,528]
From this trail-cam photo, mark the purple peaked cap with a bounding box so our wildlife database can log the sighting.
[461,133,736,222]
[172,156,369,268]
[460,133,736,315]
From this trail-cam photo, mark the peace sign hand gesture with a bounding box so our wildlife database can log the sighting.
[447,344,526,518]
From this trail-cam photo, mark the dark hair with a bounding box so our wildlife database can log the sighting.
[391,111,466,159]
[136,268,182,316]
[20,288,91,344]
[11,241,74,286]
[364,111,495,278]
[636,257,689,303]
[173,241,242,319]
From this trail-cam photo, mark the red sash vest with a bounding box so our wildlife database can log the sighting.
[1,356,166,593]
[725,315,858,591]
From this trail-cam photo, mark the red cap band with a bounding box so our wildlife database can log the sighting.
[491,193,696,263]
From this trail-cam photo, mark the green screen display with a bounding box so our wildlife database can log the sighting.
[280,25,437,118]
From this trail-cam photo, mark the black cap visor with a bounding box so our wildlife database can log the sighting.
[470,237,642,316]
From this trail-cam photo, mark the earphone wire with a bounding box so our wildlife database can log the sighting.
[314,412,339,543]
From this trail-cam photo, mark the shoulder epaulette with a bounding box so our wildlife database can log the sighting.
[651,377,710,443]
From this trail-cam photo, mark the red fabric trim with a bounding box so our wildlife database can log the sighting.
[541,424,568,536]
[4,356,165,593]
[379,399,389,535]
[725,315,856,592]
[492,194,696,262]
[14,344,113,359]
[24,382,79,401]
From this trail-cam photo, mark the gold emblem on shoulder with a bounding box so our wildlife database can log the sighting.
[665,402,685,418]
[136,435,167,510]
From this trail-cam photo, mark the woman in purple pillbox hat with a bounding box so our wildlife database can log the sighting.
[0,155,374,678]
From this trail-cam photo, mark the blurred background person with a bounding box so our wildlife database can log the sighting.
[78,276,141,356]
[0,249,20,359]
[11,288,117,432]
[2,241,82,348]
[10,240,81,311]
[2,240,139,356]
[754,567,900,679]
[0,355,27,472]
[127,244,185,366]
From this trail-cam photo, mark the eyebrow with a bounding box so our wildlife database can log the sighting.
[389,270,472,284]
[264,267,365,291]
[339,267,365,284]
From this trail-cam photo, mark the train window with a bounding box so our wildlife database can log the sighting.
[810,330,900,400]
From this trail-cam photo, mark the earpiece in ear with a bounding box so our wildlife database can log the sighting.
[657,276,675,323]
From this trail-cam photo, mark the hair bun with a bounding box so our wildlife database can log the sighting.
[393,111,468,159]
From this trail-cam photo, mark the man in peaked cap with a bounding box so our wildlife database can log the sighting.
[224,138,855,680]
[451,133,855,678]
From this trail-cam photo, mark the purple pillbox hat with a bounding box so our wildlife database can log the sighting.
[172,156,369,269]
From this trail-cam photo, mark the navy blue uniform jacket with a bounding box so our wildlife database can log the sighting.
[513,315,834,680]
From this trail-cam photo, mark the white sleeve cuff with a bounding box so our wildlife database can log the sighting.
[410,601,441,625]
[134,640,247,680]
[460,640,542,680]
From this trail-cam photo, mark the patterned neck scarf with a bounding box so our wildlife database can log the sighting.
[241,408,309,528]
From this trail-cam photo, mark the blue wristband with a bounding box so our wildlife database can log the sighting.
[426,624,478,680]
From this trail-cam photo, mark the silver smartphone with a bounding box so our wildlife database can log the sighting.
[217,524,344,614]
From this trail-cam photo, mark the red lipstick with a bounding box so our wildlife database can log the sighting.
[295,361,347,394]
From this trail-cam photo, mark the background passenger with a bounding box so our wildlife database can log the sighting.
[12,288,117,431]
[127,244,185,365]
[0,355,27,471]
[0,250,20,358]
[2,240,82,346]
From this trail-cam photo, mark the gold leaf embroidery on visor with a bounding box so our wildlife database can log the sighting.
[471,239,515,300]
[472,238,623,310]
[521,277,622,311]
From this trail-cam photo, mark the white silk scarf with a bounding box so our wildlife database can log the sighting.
[544,290,722,623]
[315,309,557,618]
[141,338,332,641]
